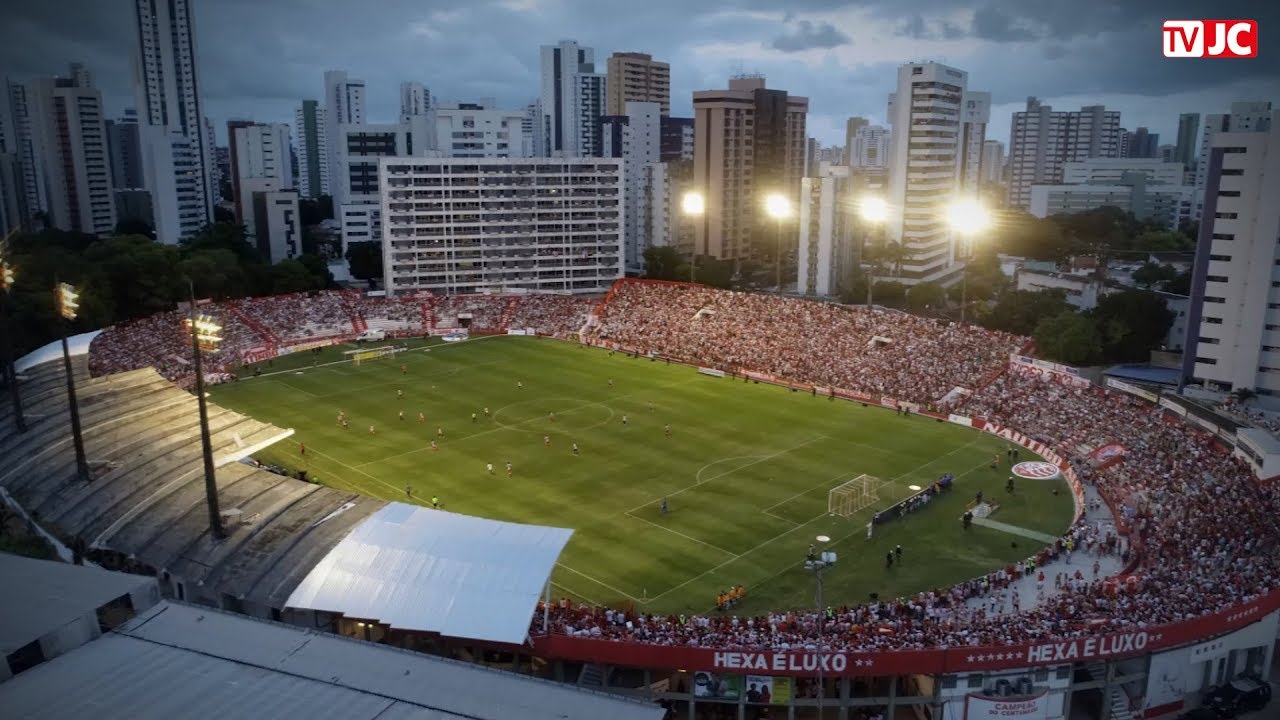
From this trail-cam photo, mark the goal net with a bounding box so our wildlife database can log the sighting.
[828,475,881,517]
[349,346,396,366]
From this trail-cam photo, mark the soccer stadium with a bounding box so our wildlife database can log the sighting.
[3,280,1279,720]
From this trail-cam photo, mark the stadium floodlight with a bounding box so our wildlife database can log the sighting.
[805,533,834,718]
[856,196,890,224]
[681,191,705,217]
[764,193,791,220]
[185,281,225,539]
[945,197,991,236]
[0,261,13,291]
[53,280,90,482]
[945,197,992,324]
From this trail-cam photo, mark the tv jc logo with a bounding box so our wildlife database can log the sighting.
[1163,20,1258,58]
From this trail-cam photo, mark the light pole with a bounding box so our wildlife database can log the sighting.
[805,534,834,719]
[681,191,705,283]
[55,281,90,483]
[856,197,889,306]
[945,198,992,325]
[765,193,791,294]
[1,251,25,432]
[185,281,227,539]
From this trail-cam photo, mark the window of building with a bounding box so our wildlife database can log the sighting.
[1215,212,1238,219]
[1204,296,1225,303]
[1212,233,1235,240]
[1198,337,1221,344]
[1196,357,1218,365]
[1219,190,1241,197]
[1221,168,1244,176]
[1205,317,1223,324]
[1222,147,1248,153]
[1209,255,1232,262]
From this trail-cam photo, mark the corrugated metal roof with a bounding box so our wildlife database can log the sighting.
[0,602,663,720]
[15,330,100,372]
[0,554,157,656]
[286,504,573,645]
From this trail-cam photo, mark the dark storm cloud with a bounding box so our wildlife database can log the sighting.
[771,21,852,52]
[0,0,1275,146]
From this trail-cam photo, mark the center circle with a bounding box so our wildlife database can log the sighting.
[492,397,615,433]
[1011,460,1063,480]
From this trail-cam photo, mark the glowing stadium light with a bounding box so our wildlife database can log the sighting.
[185,314,224,352]
[681,191,705,216]
[1,261,14,292]
[945,198,991,236]
[764,193,791,220]
[56,282,80,320]
[857,196,890,224]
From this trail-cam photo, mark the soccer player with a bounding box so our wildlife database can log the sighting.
[437,427,445,438]
[647,401,654,412]
[549,412,555,422]
[418,411,426,423]
[342,419,349,430]
[517,381,524,389]
[369,425,376,434]
[431,496,440,509]
[608,378,614,388]
[430,440,438,452]
[399,410,405,421]
[664,424,671,437]
[337,410,345,425]
[661,497,668,514]
[1006,476,1015,494]
[471,412,477,423]
[405,484,412,498]
[401,364,407,375]
[397,389,404,400]
[990,453,999,470]
[299,442,305,455]
[572,442,579,456]
[484,407,490,417]
[895,544,903,561]
[622,415,628,425]
[487,463,494,475]
[506,462,512,477]
[885,551,894,568]
[543,435,551,448]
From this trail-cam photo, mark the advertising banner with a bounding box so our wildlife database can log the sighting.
[1089,443,1128,469]
[744,675,792,705]
[692,671,741,699]
[1105,378,1159,403]
[965,692,1048,719]
[698,367,726,378]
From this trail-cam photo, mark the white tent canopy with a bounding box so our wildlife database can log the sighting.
[285,503,573,645]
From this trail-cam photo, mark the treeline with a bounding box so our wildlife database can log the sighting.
[3,224,333,357]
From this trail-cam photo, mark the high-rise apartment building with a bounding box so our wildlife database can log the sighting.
[131,0,213,242]
[599,101,661,273]
[885,62,990,284]
[1175,113,1200,169]
[981,140,1005,184]
[659,116,694,162]
[27,64,116,236]
[605,52,670,116]
[336,124,409,257]
[380,157,624,295]
[294,100,328,198]
[324,70,366,204]
[1118,128,1131,159]
[844,117,869,165]
[1130,127,1159,159]
[1182,109,1279,399]
[422,103,530,158]
[1194,101,1273,221]
[796,163,854,296]
[2,80,46,226]
[848,125,890,169]
[105,109,144,190]
[251,189,301,264]
[400,82,430,122]
[692,75,808,261]
[539,40,606,157]
[230,122,292,235]
[1006,97,1121,210]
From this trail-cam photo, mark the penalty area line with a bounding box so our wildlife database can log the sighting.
[555,563,641,603]
[624,511,741,557]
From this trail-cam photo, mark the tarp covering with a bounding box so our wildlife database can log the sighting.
[285,503,573,645]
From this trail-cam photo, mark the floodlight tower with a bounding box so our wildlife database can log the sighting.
[55,281,91,483]
[805,534,835,719]
[185,280,226,539]
[945,198,992,324]
[681,191,705,283]
[0,245,24,432]
[765,193,792,293]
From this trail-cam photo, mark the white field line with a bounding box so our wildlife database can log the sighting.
[550,581,605,608]
[305,447,408,497]
[624,511,741,557]
[555,562,641,602]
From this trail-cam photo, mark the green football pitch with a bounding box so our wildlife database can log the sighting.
[211,336,1074,616]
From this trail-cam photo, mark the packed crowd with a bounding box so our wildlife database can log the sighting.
[538,348,1280,654]
[590,282,1023,407]
[88,292,594,382]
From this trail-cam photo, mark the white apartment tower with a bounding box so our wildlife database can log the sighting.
[1183,110,1280,399]
[27,64,116,236]
[1194,101,1273,221]
[324,70,366,204]
[336,124,409,258]
[400,82,430,122]
[849,125,890,169]
[796,163,854,296]
[379,157,624,295]
[230,122,292,237]
[1006,98,1121,210]
[885,62,989,284]
[131,0,213,242]
[423,103,531,158]
[539,40,606,157]
[692,75,808,261]
[981,140,1004,184]
[294,100,328,198]
[600,101,661,273]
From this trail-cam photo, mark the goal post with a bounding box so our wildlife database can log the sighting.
[346,346,396,366]
[828,474,881,517]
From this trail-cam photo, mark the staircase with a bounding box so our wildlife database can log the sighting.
[499,297,518,330]
[228,302,280,345]
[577,663,610,688]
[421,300,435,333]
[342,291,366,334]
[1084,662,1136,720]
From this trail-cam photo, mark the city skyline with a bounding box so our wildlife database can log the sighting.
[3,0,1277,149]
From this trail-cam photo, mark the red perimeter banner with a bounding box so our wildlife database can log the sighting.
[530,590,1280,677]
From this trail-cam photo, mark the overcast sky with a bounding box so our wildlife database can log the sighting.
[3,0,1277,149]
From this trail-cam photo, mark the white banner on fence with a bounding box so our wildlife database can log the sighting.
[1106,378,1159,403]
[964,692,1048,720]
[698,367,726,378]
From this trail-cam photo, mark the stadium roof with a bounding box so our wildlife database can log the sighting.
[15,330,99,373]
[286,504,573,645]
[0,601,664,720]
[0,553,156,657]
[1103,364,1181,387]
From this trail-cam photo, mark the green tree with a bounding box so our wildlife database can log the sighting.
[269,259,322,294]
[1163,269,1192,295]
[297,253,335,288]
[83,235,183,319]
[642,246,685,281]
[213,206,236,224]
[871,281,907,308]
[346,241,383,283]
[696,255,734,289]
[983,289,1072,335]
[178,248,251,299]
[299,195,334,226]
[1131,262,1178,289]
[1133,230,1193,252]
[113,217,154,239]
[906,281,946,313]
[1090,289,1174,361]
[1034,311,1102,366]
[185,223,262,265]
[1000,213,1074,260]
